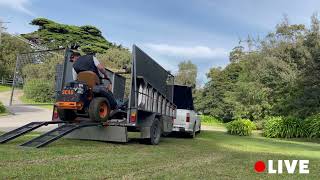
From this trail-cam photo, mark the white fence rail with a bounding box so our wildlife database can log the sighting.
[0,78,13,86]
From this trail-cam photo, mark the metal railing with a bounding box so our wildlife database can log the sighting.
[0,78,13,85]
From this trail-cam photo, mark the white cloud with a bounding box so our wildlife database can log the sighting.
[0,0,34,16]
[144,43,228,59]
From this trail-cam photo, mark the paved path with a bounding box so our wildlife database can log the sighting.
[0,89,25,106]
[201,125,226,132]
[0,105,56,132]
[0,91,56,132]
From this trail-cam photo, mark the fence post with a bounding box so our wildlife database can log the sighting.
[9,55,19,106]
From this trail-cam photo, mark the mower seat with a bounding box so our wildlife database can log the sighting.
[77,71,100,89]
[77,71,118,110]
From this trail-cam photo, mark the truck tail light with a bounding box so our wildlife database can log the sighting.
[130,112,137,123]
[186,113,190,122]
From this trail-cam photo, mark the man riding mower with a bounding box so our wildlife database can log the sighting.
[55,51,118,122]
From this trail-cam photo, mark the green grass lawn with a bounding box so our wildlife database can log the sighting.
[0,85,11,92]
[0,130,319,179]
[0,112,9,116]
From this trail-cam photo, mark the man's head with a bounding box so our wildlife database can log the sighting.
[70,51,81,62]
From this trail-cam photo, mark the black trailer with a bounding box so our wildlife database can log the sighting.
[0,45,176,147]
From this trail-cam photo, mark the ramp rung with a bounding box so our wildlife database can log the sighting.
[20,122,101,148]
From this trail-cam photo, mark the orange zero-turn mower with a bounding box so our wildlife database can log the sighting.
[55,71,117,122]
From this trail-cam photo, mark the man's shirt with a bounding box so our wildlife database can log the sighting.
[72,56,104,80]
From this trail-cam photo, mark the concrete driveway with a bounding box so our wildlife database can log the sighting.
[0,90,56,132]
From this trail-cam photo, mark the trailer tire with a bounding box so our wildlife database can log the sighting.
[89,97,111,122]
[57,109,77,122]
[142,118,161,145]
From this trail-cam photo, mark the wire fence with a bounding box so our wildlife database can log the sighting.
[9,49,65,106]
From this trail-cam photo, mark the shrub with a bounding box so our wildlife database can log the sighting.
[303,114,320,138]
[0,101,6,113]
[263,116,304,138]
[255,120,266,130]
[23,79,55,103]
[226,119,256,136]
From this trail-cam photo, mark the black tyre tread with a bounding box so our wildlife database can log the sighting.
[189,123,196,138]
[145,118,161,145]
[88,97,111,122]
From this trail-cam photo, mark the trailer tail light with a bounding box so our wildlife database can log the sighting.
[130,112,137,123]
[52,106,59,121]
[186,113,190,122]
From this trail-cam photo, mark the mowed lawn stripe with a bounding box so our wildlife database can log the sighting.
[0,130,319,179]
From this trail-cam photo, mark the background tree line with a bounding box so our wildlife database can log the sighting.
[195,15,320,123]
[4,15,320,126]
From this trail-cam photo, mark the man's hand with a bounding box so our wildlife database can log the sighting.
[107,83,112,91]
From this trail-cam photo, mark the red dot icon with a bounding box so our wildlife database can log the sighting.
[254,161,266,173]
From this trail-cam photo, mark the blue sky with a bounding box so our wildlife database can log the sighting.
[1,0,320,84]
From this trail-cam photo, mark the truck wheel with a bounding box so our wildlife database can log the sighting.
[89,97,111,122]
[189,124,196,138]
[57,109,77,122]
[143,118,161,145]
[196,124,201,134]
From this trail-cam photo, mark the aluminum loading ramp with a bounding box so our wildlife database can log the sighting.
[0,121,64,143]
[20,122,101,148]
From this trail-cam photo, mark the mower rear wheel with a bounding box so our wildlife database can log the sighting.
[57,109,77,122]
[89,97,111,122]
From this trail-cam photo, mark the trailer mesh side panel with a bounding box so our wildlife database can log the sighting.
[133,46,174,101]
[10,49,65,105]
[129,45,176,117]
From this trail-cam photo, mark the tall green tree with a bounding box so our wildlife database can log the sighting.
[22,18,112,54]
[175,60,198,88]
[194,15,320,121]
[0,33,30,78]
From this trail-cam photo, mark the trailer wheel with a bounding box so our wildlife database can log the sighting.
[142,118,161,145]
[57,109,77,122]
[89,97,111,122]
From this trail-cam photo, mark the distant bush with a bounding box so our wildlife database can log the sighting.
[23,79,55,103]
[0,101,6,113]
[226,119,256,136]
[263,116,304,138]
[200,115,221,124]
[303,114,320,138]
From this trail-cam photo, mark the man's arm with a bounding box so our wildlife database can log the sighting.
[93,56,111,82]
[72,68,77,80]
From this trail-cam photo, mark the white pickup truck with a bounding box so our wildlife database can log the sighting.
[172,85,201,138]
